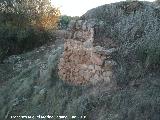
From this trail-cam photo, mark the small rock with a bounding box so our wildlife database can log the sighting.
[105,60,117,66]
[94,65,101,71]
[95,46,103,52]
[76,20,83,29]
[88,65,94,70]
[83,40,93,48]
[11,98,19,106]
[106,71,112,77]
[104,77,111,83]
[104,48,117,55]
[82,21,87,30]
[91,54,104,65]
[39,88,46,96]
[94,74,100,80]
[67,20,76,30]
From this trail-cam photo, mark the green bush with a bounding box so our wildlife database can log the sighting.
[58,15,79,29]
[0,23,52,62]
[58,15,72,29]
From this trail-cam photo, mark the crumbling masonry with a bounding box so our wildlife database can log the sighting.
[58,20,117,85]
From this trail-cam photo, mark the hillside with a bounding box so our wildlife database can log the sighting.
[0,1,160,120]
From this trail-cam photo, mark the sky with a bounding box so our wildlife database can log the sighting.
[51,0,155,16]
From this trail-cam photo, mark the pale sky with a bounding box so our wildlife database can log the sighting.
[51,0,155,16]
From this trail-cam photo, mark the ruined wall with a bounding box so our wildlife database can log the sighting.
[58,20,117,85]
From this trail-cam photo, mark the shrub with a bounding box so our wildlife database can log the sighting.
[58,15,79,29]
[155,0,160,5]
[58,15,72,30]
[0,0,60,62]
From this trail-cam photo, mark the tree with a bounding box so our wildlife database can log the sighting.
[0,0,60,29]
[58,15,79,29]
[58,15,72,29]
[0,0,60,61]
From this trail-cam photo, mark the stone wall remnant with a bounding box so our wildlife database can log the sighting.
[58,20,117,85]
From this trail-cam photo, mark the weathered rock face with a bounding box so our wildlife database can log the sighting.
[58,20,117,85]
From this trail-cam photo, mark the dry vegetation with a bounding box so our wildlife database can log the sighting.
[0,0,60,62]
